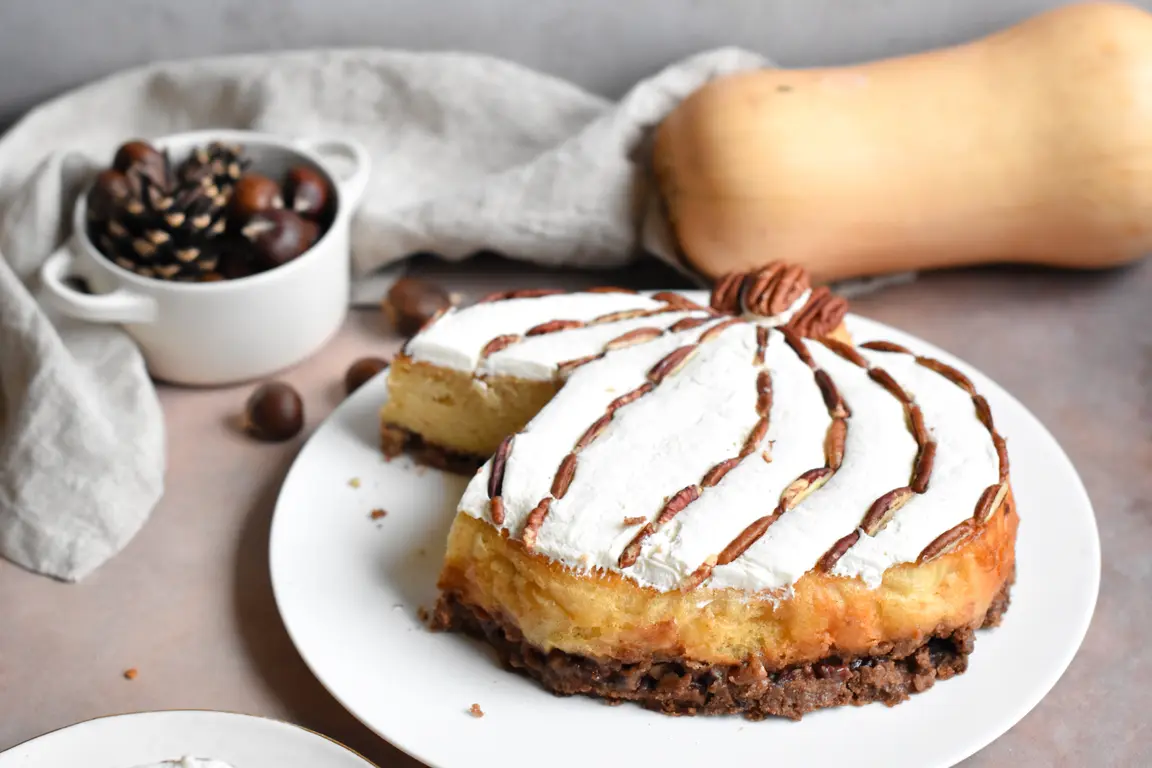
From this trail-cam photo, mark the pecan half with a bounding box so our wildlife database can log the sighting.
[489,496,506,526]
[647,344,698,383]
[818,531,861,571]
[618,523,655,568]
[868,367,910,404]
[681,556,717,592]
[585,286,637,294]
[993,432,1010,482]
[575,412,613,451]
[754,326,770,365]
[815,369,851,418]
[860,340,912,354]
[741,417,770,457]
[785,286,848,339]
[652,291,704,309]
[551,453,579,498]
[668,316,711,333]
[911,441,937,494]
[825,418,848,470]
[477,288,565,304]
[488,435,514,498]
[917,356,976,394]
[818,337,869,368]
[702,457,742,487]
[710,272,744,314]
[972,394,994,431]
[698,317,743,343]
[743,262,809,316]
[908,404,930,447]
[556,354,601,376]
[521,498,553,552]
[974,482,1009,524]
[525,319,584,336]
[779,467,834,511]
[918,521,976,564]
[861,486,914,535]
[608,383,654,412]
[480,334,521,359]
[756,370,773,418]
[591,308,652,325]
[717,513,780,565]
[605,327,663,350]
[781,329,815,368]
[655,485,701,526]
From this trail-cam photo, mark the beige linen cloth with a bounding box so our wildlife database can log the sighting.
[0,47,772,581]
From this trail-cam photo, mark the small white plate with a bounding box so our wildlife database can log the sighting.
[270,308,1100,768]
[0,710,376,768]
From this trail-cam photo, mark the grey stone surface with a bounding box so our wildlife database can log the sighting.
[0,0,1111,126]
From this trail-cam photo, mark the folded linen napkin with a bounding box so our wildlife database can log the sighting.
[0,47,770,581]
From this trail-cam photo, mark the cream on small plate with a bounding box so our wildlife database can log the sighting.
[0,711,374,768]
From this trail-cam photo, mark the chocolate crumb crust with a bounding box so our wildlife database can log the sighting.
[380,422,487,475]
[432,576,1012,721]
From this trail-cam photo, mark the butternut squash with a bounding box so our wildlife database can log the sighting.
[654,1,1152,282]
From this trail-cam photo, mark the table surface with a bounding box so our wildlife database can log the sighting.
[2,255,1149,767]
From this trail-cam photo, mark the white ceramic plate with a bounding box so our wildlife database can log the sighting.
[0,710,376,768]
[270,308,1100,768]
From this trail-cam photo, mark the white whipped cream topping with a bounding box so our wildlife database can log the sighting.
[831,349,1000,586]
[406,293,667,375]
[458,323,1001,593]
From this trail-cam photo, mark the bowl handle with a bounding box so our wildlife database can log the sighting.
[293,136,372,212]
[40,240,157,324]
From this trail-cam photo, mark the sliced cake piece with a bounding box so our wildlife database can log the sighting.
[380,261,847,470]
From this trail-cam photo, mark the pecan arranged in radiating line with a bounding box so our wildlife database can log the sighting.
[916,356,976,394]
[911,441,937,493]
[818,531,860,571]
[551,453,579,498]
[651,291,704,309]
[974,482,1009,524]
[860,340,912,354]
[818,337,869,368]
[590,308,652,325]
[521,498,553,552]
[656,485,701,526]
[861,486,915,535]
[698,317,743,343]
[784,286,848,339]
[825,418,848,470]
[702,457,742,487]
[779,467,834,511]
[740,417,770,457]
[709,272,744,314]
[525,319,584,336]
[488,435,514,498]
[908,404,930,446]
[993,433,1010,482]
[815,369,851,418]
[605,327,663,350]
[618,523,654,568]
[647,344,698,383]
[681,555,718,591]
[781,329,815,368]
[756,370,773,417]
[480,334,521,359]
[717,512,781,565]
[868,367,910,403]
[489,496,506,525]
[608,383,654,412]
[556,354,601,376]
[668,316,711,333]
[754,326,770,365]
[918,520,976,564]
[585,286,638,294]
[742,262,810,316]
[575,412,613,451]
[476,288,566,303]
[972,395,994,430]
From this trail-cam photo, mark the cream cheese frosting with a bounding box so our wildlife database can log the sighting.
[457,318,1005,594]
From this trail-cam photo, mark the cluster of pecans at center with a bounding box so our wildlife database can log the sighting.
[86,140,333,282]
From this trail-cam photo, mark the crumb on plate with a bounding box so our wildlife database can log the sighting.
[349,477,361,488]
[469,703,484,718]
[370,508,388,520]
[123,668,138,680]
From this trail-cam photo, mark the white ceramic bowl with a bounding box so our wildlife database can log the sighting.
[40,129,371,386]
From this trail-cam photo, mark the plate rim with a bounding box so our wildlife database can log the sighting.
[0,709,380,766]
[270,305,1101,768]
